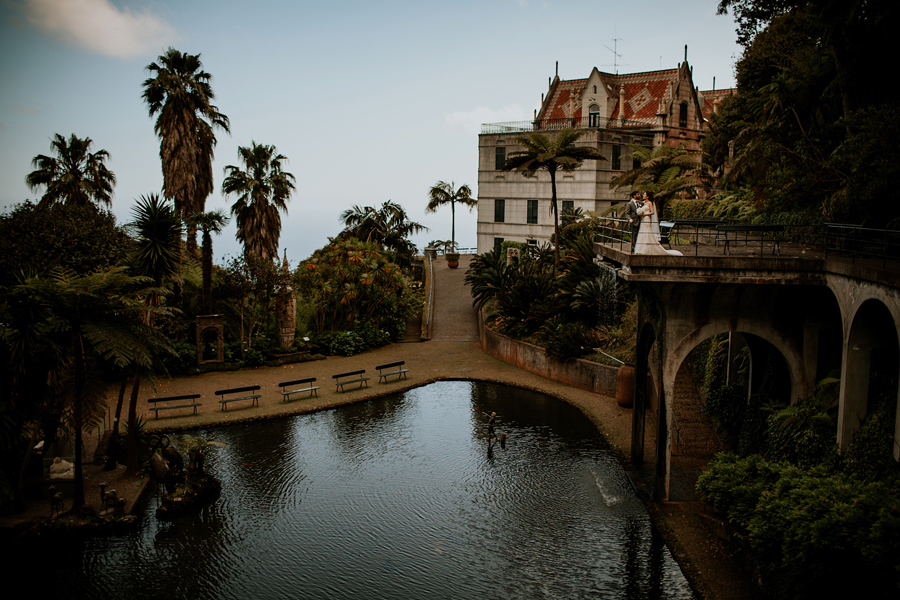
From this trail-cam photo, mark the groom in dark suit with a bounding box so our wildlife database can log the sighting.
[623,191,642,253]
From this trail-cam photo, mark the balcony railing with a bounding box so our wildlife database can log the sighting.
[481,116,659,135]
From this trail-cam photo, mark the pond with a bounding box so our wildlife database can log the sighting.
[25,381,696,599]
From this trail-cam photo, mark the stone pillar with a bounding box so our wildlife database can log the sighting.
[275,252,297,351]
[275,287,297,351]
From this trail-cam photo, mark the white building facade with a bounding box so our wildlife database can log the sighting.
[476,49,733,254]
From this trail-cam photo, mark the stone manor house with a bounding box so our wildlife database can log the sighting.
[476,48,733,254]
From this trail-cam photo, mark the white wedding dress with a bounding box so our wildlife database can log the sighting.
[634,205,682,256]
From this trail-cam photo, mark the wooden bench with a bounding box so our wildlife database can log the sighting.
[278,377,319,402]
[333,370,369,392]
[215,385,261,411]
[716,224,784,256]
[149,394,202,418]
[376,361,409,383]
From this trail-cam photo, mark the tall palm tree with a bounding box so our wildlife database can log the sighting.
[142,48,230,248]
[501,128,603,274]
[425,181,477,252]
[186,210,230,314]
[223,142,296,259]
[26,133,116,207]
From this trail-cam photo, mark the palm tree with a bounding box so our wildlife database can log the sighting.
[501,128,603,274]
[425,181,477,252]
[142,48,230,247]
[222,142,296,259]
[611,143,702,214]
[186,210,229,314]
[25,133,116,207]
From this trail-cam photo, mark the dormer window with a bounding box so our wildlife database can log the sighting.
[679,102,688,128]
[593,85,597,94]
[588,104,600,127]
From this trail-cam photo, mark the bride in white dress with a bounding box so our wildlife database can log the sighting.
[634,192,682,256]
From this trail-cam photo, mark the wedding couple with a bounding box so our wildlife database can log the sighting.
[623,191,682,256]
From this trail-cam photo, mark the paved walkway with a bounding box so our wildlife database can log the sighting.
[115,255,630,441]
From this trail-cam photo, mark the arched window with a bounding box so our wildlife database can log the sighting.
[589,104,600,127]
[593,85,597,94]
[679,102,688,128]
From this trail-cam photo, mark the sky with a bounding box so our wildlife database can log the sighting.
[0,0,743,266]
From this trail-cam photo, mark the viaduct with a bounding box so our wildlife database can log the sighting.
[594,240,900,501]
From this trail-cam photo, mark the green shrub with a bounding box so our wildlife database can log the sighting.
[242,346,267,367]
[162,341,198,376]
[755,211,825,246]
[328,331,365,357]
[705,382,747,451]
[698,454,900,599]
[665,199,711,221]
[539,316,596,360]
[765,381,839,469]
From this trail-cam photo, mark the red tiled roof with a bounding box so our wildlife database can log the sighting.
[699,88,736,121]
[539,68,687,125]
[608,70,679,122]
[541,78,588,120]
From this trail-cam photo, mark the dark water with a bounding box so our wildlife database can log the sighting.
[21,381,696,599]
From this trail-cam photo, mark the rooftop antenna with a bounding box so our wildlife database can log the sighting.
[603,36,625,74]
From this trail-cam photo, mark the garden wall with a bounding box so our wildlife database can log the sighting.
[477,316,618,397]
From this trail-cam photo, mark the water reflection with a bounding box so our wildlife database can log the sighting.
[18,381,696,600]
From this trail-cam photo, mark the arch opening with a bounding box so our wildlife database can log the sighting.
[839,299,900,462]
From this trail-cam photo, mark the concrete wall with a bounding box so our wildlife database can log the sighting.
[478,316,619,396]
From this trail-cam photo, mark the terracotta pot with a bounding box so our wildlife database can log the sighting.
[616,363,635,408]
[446,253,460,269]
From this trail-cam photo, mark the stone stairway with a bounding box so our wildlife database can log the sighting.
[672,365,723,458]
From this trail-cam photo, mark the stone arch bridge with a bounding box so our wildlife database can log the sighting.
[595,241,900,501]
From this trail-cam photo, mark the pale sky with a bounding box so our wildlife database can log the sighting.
[0,0,742,265]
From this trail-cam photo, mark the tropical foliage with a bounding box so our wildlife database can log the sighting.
[223,142,296,259]
[296,238,414,345]
[466,224,625,362]
[2,267,173,509]
[611,143,702,215]
[142,48,230,228]
[0,202,132,287]
[500,128,604,274]
[338,200,426,269]
[707,0,900,225]
[25,133,116,207]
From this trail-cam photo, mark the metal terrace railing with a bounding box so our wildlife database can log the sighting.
[597,218,900,264]
[481,117,658,135]
[825,224,900,268]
